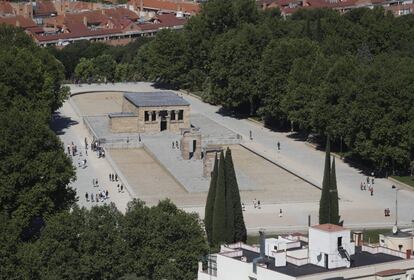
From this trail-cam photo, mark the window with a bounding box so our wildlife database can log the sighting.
[338,237,342,248]
[171,110,176,121]
[178,110,184,120]
[151,111,156,121]
[144,111,149,122]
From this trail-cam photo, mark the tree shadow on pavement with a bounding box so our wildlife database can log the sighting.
[50,112,79,135]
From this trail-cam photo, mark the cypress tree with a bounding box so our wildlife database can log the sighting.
[225,147,246,243]
[212,152,227,246]
[224,176,235,244]
[319,136,331,224]
[330,156,340,225]
[205,154,218,245]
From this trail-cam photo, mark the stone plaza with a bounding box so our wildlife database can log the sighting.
[63,83,414,233]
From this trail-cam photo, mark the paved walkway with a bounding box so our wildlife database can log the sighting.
[53,99,132,213]
[67,83,414,230]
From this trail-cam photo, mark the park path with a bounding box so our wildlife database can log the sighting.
[67,83,414,230]
[54,98,132,212]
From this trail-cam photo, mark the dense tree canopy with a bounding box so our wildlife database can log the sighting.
[1,26,207,280]
[101,0,414,175]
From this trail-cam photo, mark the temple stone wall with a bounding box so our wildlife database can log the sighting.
[203,146,223,177]
[181,128,202,160]
[115,97,190,133]
[109,115,139,133]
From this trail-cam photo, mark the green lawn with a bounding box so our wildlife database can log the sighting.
[246,234,278,245]
[391,176,414,188]
[360,228,391,243]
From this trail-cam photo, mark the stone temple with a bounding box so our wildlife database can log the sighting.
[109,91,190,133]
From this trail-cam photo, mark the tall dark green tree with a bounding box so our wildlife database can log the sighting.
[204,154,218,245]
[319,136,331,224]
[225,148,247,243]
[330,157,340,224]
[212,152,227,246]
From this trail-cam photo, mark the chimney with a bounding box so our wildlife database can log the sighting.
[83,16,87,26]
[259,231,265,258]
[253,231,269,274]
[140,0,143,12]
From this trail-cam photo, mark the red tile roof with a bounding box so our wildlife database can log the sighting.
[104,7,139,21]
[133,0,200,14]
[0,15,37,28]
[311,223,347,232]
[0,1,14,15]
[34,0,57,17]
[376,269,406,277]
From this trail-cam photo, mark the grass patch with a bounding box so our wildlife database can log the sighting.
[355,228,390,243]
[391,176,414,188]
[246,234,278,245]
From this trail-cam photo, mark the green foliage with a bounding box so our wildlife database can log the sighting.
[212,152,227,246]
[1,27,207,280]
[319,137,331,224]
[5,200,207,280]
[205,154,218,245]
[126,4,414,174]
[330,157,340,224]
[207,148,246,247]
[225,148,247,243]
[74,54,116,82]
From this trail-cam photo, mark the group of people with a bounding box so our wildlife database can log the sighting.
[384,208,391,217]
[360,176,375,196]
[67,142,79,157]
[85,189,109,203]
[91,139,105,158]
[253,198,261,209]
[172,141,180,149]
[109,173,118,182]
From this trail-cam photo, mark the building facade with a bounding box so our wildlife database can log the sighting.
[198,224,414,280]
[109,91,190,134]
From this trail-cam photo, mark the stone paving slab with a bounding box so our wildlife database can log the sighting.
[142,133,256,192]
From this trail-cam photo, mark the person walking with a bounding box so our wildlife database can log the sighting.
[117,184,120,193]
[172,142,175,149]
[257,200,261,209]
[120,184,124,193]
[115,174,118,182]
[85,192,89,202]
[109,173,111,181]
[91,193,94,202]
[279,209,283,218]
[241,202,245,211]
[105,190,109,198]
[253,198,257,208]
[277,141,280,151]
[249,130,253,140]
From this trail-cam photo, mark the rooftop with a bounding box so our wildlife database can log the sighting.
[124,91,190,107]
[376,269,406,277]
[311,223,348,232]
[235,246,402,277]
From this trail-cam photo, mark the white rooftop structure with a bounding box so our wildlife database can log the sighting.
[198,224,414,280]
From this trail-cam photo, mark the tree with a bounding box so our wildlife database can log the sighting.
[319,136,331,224]
[224,147,246,243]
[74,57,94,82]
[205,154,218,245]
[212,152,227,246]
[329,157,340,225]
